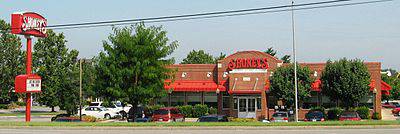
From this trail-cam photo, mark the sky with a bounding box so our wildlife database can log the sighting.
[1,0,399,70]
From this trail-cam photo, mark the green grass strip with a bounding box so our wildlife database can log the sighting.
[0,120,399,127]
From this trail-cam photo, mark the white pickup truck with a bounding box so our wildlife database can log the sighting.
[89,101,131,118]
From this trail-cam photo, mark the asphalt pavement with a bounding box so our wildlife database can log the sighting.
[0,127,400,134]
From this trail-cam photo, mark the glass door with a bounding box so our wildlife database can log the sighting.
[237,97,257,118]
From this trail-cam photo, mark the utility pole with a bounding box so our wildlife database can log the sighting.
[291,0,299,122]
[79,59,83,121]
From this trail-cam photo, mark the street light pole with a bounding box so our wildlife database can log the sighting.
[79,59,83,121]
[291,0,299,122]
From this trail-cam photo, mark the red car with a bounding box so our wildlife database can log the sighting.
[339,111,361,121]
[392,107,400,116]
[152,107,185,122]
[382,103,397,108]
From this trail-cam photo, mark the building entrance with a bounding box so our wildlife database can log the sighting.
[237,97,257,118]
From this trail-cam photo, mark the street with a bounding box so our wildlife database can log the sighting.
[0,127,400,134]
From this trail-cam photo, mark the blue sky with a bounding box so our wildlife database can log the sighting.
[1,0,399,70]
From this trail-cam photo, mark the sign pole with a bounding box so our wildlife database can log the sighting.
[25,36,32,122]
[291,1,299,122]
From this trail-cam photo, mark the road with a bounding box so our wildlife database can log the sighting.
[0,127,400,134]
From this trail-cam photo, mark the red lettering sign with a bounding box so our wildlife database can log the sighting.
[228,58,269,70]
[11,12,47,37]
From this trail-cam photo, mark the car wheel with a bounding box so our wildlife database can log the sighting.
[104,114,111,119]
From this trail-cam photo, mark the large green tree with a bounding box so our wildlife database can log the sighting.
[0,20,25,103]
[269,64,313,107]
[381,69,400,101]
[96,23,177,111]
[181,50,215,64]
[264,47,291,63]
[321,58,370,108]
[33,30,79,113]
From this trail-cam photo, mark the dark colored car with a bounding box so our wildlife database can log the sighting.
[304,111,325,122]
[197,115,229,122]
[51,114,71,122]
[339,111,361,121]
[152,107,184,122]
[127,106,152,122]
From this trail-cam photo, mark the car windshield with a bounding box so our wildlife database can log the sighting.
[154,109,168,115]
[306,112,323,118]
[89,103,99,106]
[341,112,357,118]
[272,112,288,117]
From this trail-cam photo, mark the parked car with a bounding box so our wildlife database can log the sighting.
[89,101,131,117]
[197,115,229,122]
[127,106,152,122]
[51,114,71,122]
[382,102,400,108]
[304,111,325,122]
[152,107,184,122]
[339,111,361,121]
[270,112,289,122]
[392,107,400,116]
[79,106,120,119]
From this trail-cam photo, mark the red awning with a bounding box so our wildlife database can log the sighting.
[381,81,392,95]
[311,79,322,92]
[164,80,226,92]
[228,90,263,94]
[369,80,392,95]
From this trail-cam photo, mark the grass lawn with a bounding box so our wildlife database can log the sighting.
[0,120,399,127]
[0,112,61,117]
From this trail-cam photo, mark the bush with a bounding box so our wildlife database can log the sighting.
[147,104,164,114]
[192,104,208,118]
[7,102,19,109]
[372,112,382,120]
[327,107,343,120]
[71,115,99,122]
[0,104,8,109]
[209,107,217,115]
[229,117,257,122]
[176,105,193,118]
[355,106,370,119]
[310,106,325,112]
[15,101,25,106]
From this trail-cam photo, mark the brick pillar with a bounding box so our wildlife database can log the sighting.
[261,91,267,120]
[229,94,234,117]
[217,93,223,114]
[184,92,188,105]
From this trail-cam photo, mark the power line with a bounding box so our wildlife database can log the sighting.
[50,0,392,30]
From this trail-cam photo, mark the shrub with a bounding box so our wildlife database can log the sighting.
[327,107,343,120]
[192,104,208,117]
[0,104,8,109]
[176,105,193,118]
[7,102,19,109]
[310,106,325,112]
[80,115,98,122]
[15,101,25,106]
[209,107,217,115]
[356,106,370,119]
[372,112,382,120]
[229,117,257,122]
[147,104,164,114]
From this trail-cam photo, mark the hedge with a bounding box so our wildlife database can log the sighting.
[192,104,209,118]
[355,106,370,119]
[176,105,193,118]
[327,107,343,120]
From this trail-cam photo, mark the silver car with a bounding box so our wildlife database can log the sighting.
[271,112,289,122]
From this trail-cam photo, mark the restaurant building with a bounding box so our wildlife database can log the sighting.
[161,50,391,120]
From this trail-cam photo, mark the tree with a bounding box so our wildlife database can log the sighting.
[321,58,370,108]
[181,50,215,64]
[381,69,400,101]
[270,64,313,107]
[82,57,98,101]
[95,23,178,117]
[214,52,226,62]
[0,19,25,103]
[33,30,79,113]
[264,47,291,63]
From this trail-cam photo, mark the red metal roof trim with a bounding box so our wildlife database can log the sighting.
[164,79,226,92]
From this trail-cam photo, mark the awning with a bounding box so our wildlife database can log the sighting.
[381,81,392,95]
[311,79,322,92]
[164,80,226,92]
[369,80,392,95]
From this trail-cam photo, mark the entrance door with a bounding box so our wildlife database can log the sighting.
[237,97,257,118]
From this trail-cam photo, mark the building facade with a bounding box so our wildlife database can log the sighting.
[161,51,391,120]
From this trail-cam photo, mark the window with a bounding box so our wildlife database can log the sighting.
[222,97,230,109]
[257,98,261,110]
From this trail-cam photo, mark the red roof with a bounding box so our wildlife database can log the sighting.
[164,80,226,92]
